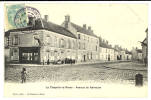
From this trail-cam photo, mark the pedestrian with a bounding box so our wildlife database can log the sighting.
[47,59,50,65]
[21,67,27,83]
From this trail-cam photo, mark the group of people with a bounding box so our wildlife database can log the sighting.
[45,58,76,65]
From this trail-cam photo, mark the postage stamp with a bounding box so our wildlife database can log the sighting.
[6,4,27,29]
[5,4,43,31]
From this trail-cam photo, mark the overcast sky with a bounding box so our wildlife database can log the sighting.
[27,3,148,51]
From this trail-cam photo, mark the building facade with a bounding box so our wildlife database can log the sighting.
[131,48,143,62]
[62,15,99,62]
[141,28,148,64]
[5,16,77,64]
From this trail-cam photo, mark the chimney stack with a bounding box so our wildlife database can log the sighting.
[44,15,49,22]
[65,15,70,22]
[83,24,86,30]
[106,40,108,44]
[88,26,91,31]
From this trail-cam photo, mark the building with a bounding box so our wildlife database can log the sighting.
[62,15,99,62]
[125,50,132,60]
[141,28,148,65]
[99,38,114,61]
[131,47,143,62]
[5,15,77,64]
[114,45,123,60]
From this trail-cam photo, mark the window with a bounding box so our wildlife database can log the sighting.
[54,36,57,47]
[73,40,76,49]
[6,37,10,46]
[96,46,97,51]
[78,34,80,39]
[60,39,65,48]
[68,39,71,49]
[78,42,81,49]
[84,43,85,50]
[13,35,19,45]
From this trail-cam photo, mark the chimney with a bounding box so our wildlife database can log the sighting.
[65,15,70,22]
[88,26,91,31]
[102,39,105,43]
[44,15,49,22]
[106,40,108,44]
[83,24,86,30]
[28,17,35,27]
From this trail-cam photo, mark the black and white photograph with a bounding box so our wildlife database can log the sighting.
[2,2,149,97]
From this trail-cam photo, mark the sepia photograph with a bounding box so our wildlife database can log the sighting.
[3,2,149,97]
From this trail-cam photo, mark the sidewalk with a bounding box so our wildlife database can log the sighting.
[6,60,131,67]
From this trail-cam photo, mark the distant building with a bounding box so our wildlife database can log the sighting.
[131,47,143,61]
[113,49,120,61]
[137,49,143,61]
[99,38,114,61]
[125,50,132,60]
[62,15,99,62]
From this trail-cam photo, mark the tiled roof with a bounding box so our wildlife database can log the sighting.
[113,48,119,52]
[5,27,38,37]
[136,49,142,53]
[42,20,76,39]
[70,22,98,38]
[99,42,113,49]
[125,50,132,54]
[5,19,77,39]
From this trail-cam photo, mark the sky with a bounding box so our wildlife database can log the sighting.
[26,3,148,51]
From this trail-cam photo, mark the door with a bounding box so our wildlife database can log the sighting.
[108,54,110,61]
[84,55,86,62]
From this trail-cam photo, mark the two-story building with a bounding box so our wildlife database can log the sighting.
[99,38,115,62]
[62,15,99,62]
[5,15,77,64]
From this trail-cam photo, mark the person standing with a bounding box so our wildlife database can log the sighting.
[21,67,27,83]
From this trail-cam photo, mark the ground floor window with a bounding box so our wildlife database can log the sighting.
[19,47,40,63]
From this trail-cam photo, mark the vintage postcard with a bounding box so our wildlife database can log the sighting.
[3,2,149,98]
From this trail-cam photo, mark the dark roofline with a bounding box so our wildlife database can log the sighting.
[42,20,77,39]
[136,49,142,53]
[70,22,98,38]
[5,27,44,37]
[142,38,147,43]
[5,20,77,39]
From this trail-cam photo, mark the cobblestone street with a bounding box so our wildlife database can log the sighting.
[5,62,148,85]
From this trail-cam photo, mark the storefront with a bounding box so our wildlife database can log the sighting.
[19,47,40,64]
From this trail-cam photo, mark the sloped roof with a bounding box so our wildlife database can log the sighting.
[42,20,76,39]
[145,28,148,33]
[136,49,142,53]
[5,19,77,39]
[70,22,98,38]
[125,50,132,54]
[5,27,38,37]
[142,38,147,43]
[100,42,113,49]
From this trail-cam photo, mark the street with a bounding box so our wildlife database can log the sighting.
[5,62,148,85]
